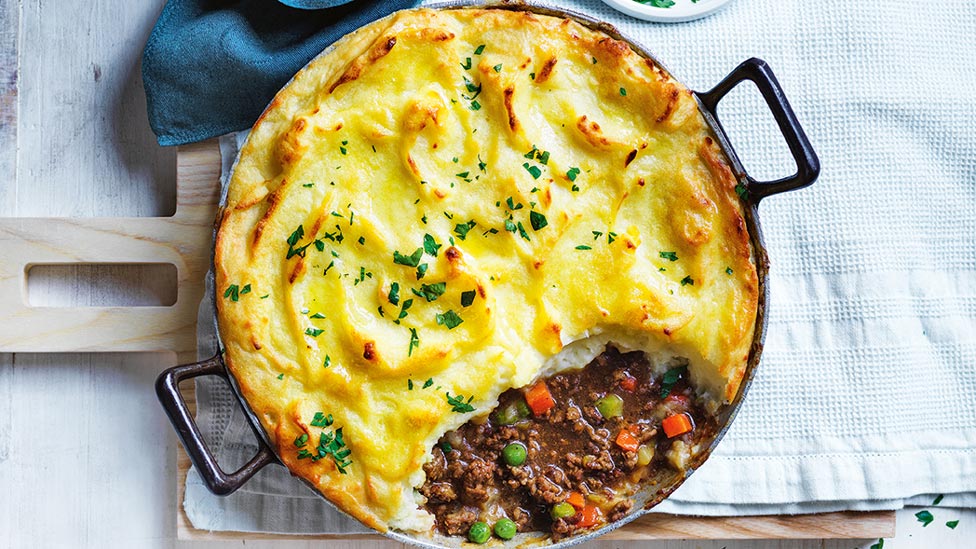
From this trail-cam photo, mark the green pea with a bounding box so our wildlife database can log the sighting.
[550,502,576,520]
[468,521,490,544]
[502,442,527,466]
[493,518,517,540]
[493,398,531,425]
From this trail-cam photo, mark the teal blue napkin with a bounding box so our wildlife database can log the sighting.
[142,0,420,146]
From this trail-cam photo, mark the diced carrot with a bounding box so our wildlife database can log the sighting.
[615,428,640,452]
[524,380,555,417]
[566,491,585,510]
[662,413,694,438]
[619,375,637,392]
[577,504,603,528]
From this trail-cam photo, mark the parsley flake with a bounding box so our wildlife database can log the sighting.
[567,167,580,181]
[461,290,476,307]
[529,211,548,231]
[726,266,734,275]
[414,282,446,302]
[454,220,477,240]
[660,365,687,398]
[324,355,331,368]
[446,392,476,413]
[408,327,420,357]
[436,310,464,329]
[916,510,934,527]
[620,87,627,96]
[294,433,308,447]
[310,412,334,427]
[474,44,485,55]
[423,378,434,389]
[305,327,324,337]
[680,276,695,286]
[394,248,424,267]
[223,284,241,302]
[408,379,414,390]
[735,183,748,199]
[388,282,400,305]
[523,163,542,179]
[461,57,472,70]
[493,63,502,72]
[424,234,441,256]
[470,100,481,111]
[575,245,591,250]
[660,251,679,261]
[947,520,959,529]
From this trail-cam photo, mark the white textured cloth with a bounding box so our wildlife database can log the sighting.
[183,0,976,533]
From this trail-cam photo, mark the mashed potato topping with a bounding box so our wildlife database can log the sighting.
[214,7,757,532]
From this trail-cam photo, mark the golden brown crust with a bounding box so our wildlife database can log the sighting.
[214,7,758,532]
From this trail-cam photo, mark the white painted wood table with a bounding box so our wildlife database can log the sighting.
[0,2,971,548]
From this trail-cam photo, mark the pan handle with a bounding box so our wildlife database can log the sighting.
[696,58,820,203]
[155,354,277,495]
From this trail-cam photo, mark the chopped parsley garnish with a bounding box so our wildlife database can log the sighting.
[470,100,481,111]
[240,285,251,295]
[571,184,580,192]
[315,427,352,474]
[303,183,315,188]
[516,221,531,241]
[504,219,517,233]
[323,355,331,368]
[523,163,542,179]
[294,433,308,447]
[394,248,424,267]
[566,167,580,181]
[659,251,679,261]
[506,196,523,210]
[735,183,748,199]
[454,220,477,240]
[660,365,687,398]
[436,310,464,329]
[396,298,414,322]
[474,44,485,55]
[592,231,603,240]
[285,224,310,259]
[324,260,335,275]
[539,151,550,165]
[933,494,944,505]
[455,171,470,180]
[314,239,325,252]
[357,236,365,245]
[620,87,627,96]
[607,232,618,244]
[413,282,446,302]
[277,373,284,380]
[305,327,324,337]
[260,294,270,299]
[529,72,535,80]
[460,57,472,70]
[869,540,884,549]
[493,63,502,72]
[680,275,695,286]
[446,392,476,413]
[408,379,414,390]
[637,0,675,7]
[529,211,548,231]
[223,284,242,302]
[408,327,419,356]
[915,510,934,527]
[478,155,487,173]
[310,312,326,319]
[440,441,453,453]
[423,378,434,389]
[575,245,591,250]
[947,520,959,529]
[461,290,476,307]
[310,412,334,427]
[388,282,400,305]
[726,266,734,275]
[416,263,429,279]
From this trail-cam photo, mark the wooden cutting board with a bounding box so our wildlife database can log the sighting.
[0,139,895,541]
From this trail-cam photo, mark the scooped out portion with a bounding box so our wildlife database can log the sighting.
[214,6,758,537]
[422,345,717,541]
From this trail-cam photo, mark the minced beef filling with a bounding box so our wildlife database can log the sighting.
[420,345,717,539]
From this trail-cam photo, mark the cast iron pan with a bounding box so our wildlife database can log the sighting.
[156,2,820,546]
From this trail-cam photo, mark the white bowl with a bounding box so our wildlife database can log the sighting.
[599,0,733,23]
